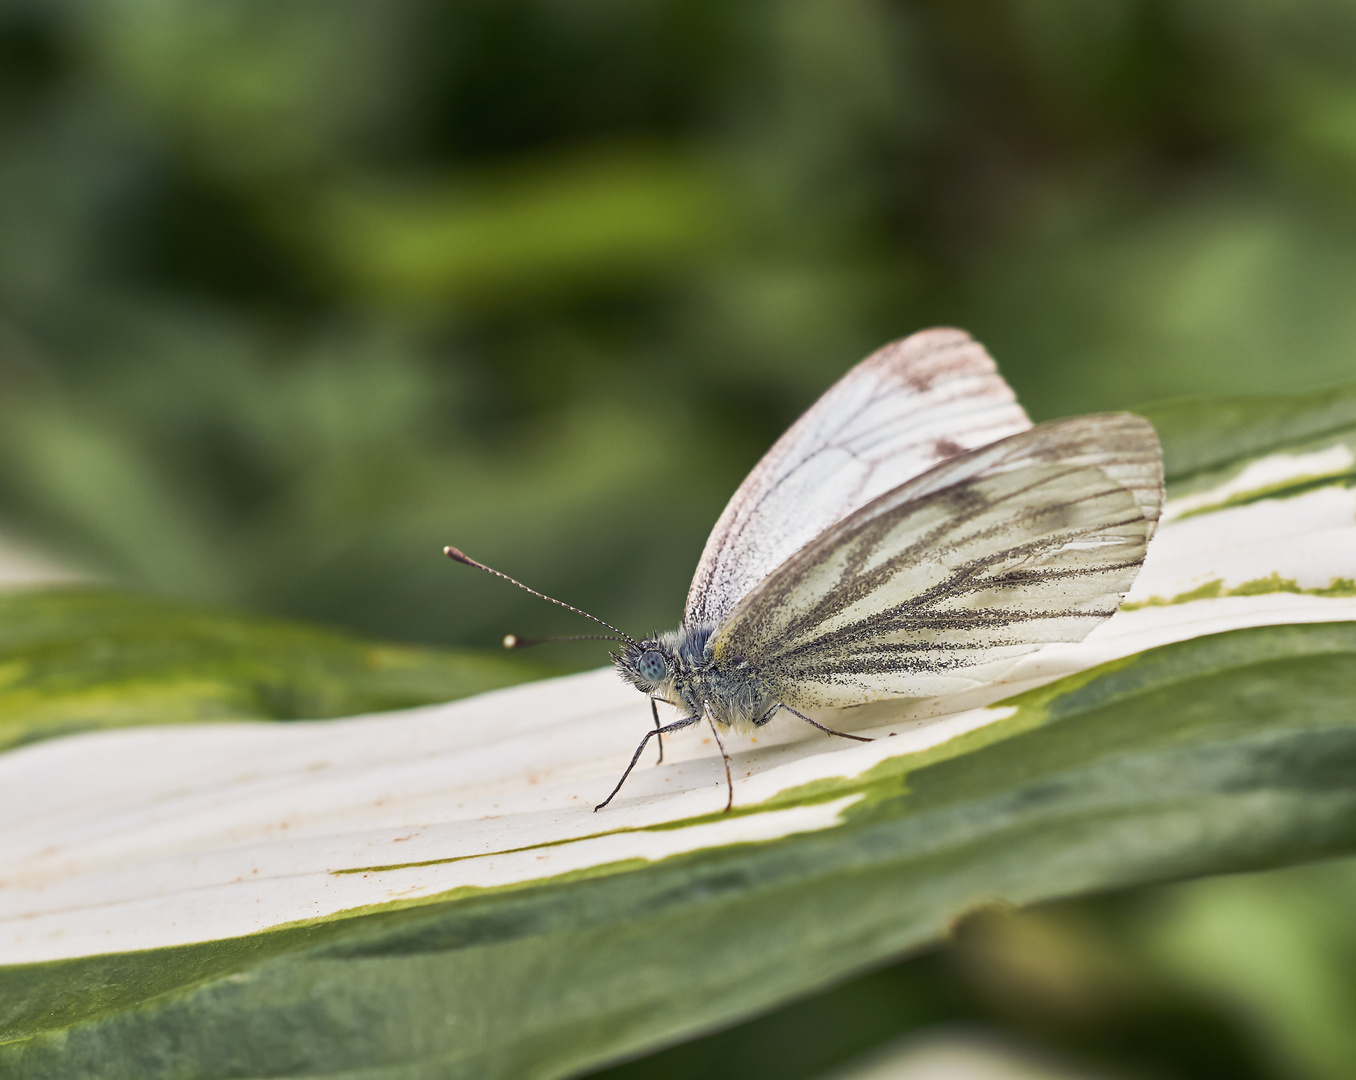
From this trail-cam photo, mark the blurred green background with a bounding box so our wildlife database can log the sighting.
[4,0,1356,650]
[2,1,1355,1077]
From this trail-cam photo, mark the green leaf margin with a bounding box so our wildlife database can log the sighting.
[0,588,550,753]
[1147,378,1356,482]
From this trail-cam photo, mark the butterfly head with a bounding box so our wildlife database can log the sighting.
[613,624,722,715]
[636,648,667,682]
[613,638,674,694]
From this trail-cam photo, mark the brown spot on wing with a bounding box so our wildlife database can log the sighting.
[882,328,995,393]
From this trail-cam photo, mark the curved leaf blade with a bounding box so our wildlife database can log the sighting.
[5,380,1356,1077]
[3,622,1355,1077]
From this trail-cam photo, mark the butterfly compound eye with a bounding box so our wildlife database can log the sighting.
[637,650,667,683]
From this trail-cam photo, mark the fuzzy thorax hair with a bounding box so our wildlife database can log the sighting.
[613,621,773,732]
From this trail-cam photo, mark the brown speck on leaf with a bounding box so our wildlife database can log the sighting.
[933,438,964,458]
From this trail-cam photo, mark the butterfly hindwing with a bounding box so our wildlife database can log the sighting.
[684,328,1033,628]
[709,414,1164,705]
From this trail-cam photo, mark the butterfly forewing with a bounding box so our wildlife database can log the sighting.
[684,328,1033,628]
[710,414,1163,705]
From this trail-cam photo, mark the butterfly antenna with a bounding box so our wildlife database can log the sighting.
[502,633,625,649]
[444,546,639,648]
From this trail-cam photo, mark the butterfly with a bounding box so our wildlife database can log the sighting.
[447,328,1163,812]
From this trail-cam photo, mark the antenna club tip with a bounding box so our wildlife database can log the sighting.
[440,544,634,642]
[503,634,518,649]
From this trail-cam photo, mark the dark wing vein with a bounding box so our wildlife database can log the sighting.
[710,414,1163,705]
[685,329,1033,627]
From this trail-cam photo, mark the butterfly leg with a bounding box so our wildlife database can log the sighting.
[753,703,782,727]
[705,714,735,813]
[595,713,700,812]
[777,703,872,743]
[650,698,665,764]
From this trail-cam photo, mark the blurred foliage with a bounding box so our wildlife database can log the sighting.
[0,586,550,752]
[2,2,1356,1078]
[592,857,1356,1080]
[1,0,1356,654]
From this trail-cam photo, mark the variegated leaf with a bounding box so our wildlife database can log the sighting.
[2,383,1356,1079]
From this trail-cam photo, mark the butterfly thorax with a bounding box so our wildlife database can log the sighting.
[613,621,772,732]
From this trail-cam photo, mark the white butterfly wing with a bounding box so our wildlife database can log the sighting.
[684,328,1033,628]
[709,414,1164,705]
